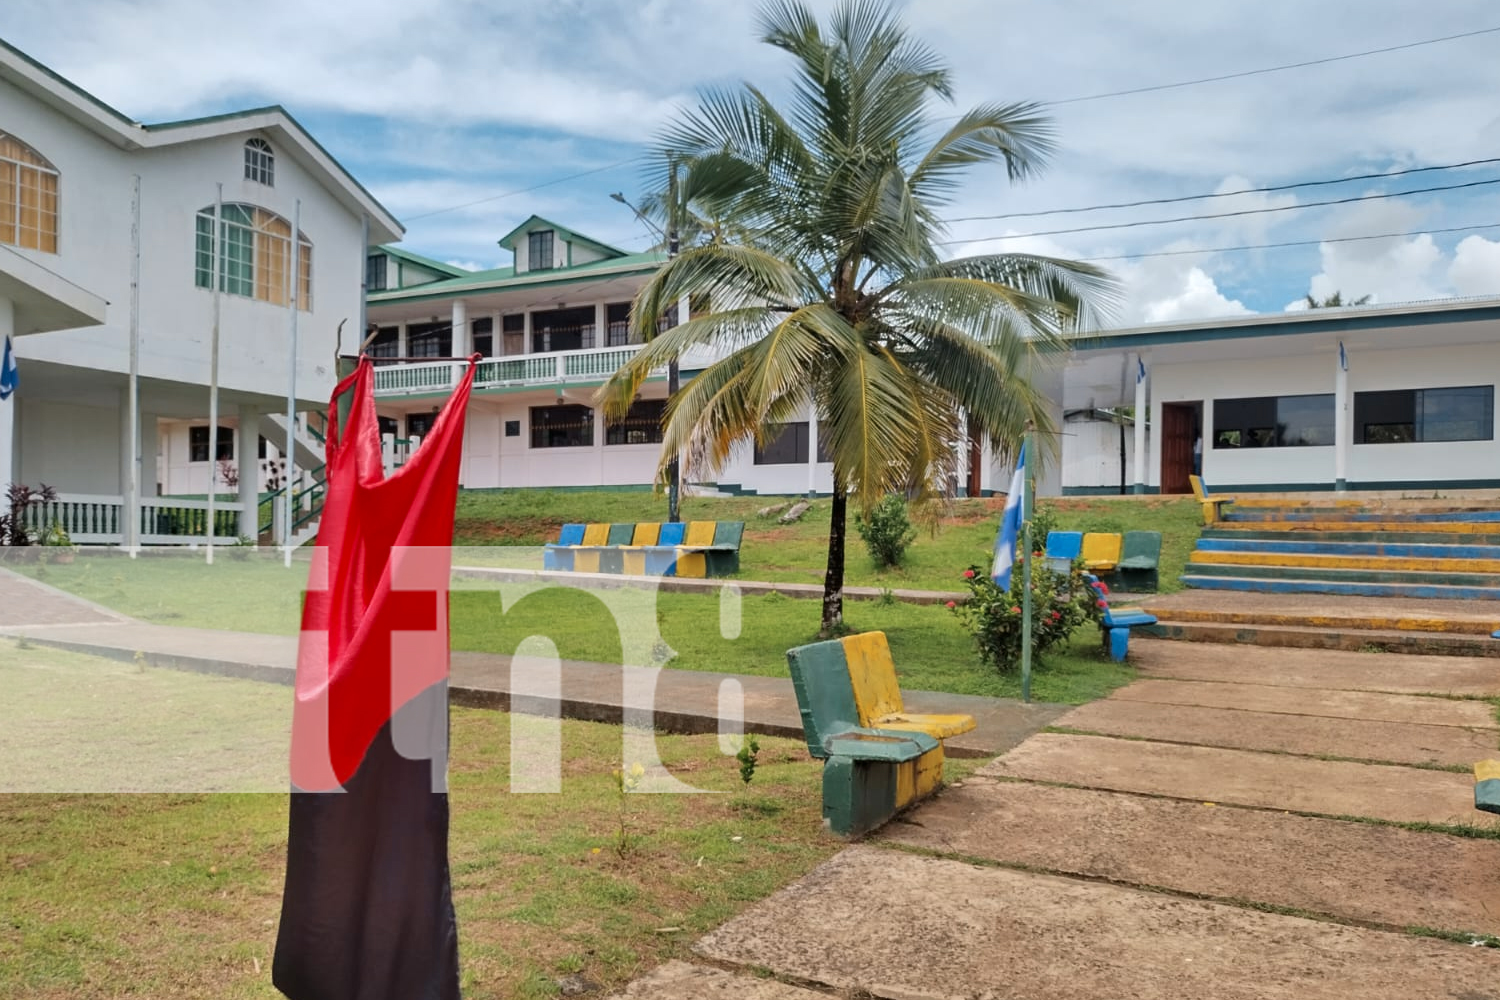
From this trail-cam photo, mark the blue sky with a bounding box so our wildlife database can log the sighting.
[5,0,1499,324]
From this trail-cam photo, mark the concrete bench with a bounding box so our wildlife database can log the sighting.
[542,519,744,578]
[786,630,975,838]
[1114,530,1162,592]
[1086,574,1157,662]
[1081,532,1122,572]
[1475,760,1500,815]
[1044,530,1083,573]
[1190,474,1235,525]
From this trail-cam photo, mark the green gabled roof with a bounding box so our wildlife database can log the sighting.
[375,245,473,279]
[368,250,664,305]
[495,215,630,258]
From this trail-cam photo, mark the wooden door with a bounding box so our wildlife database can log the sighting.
[1160,402,1199,494]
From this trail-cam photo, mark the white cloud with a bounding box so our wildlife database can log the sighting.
[1118,261,1254,325]
[1449,235,1500,296]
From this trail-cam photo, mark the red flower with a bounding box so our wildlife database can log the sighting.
[1097,599,1108,608]
[963,569,975,579]
[1010,606,1021,614]
[945,600,957,609]
[1097,581,1110,595]
[1050,611,1061,621]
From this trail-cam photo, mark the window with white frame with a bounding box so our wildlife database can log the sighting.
[528,229,555,270]
[195,203,312,309]
[244,138,274,186]
[0,131,59,253]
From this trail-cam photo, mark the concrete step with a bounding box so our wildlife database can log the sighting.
[1197,536,1500,559]
[1192,549,1500,573]
[1181,573,1500,601]
[1214,519,1500,535]
[1227,510,1500,524]
[1108,677,1498,729]
[695,846,1500,1000]
[1149,620,1500,657]
[986,732,1492,826]
[1205,527,1500,546]
[881,780,1500,937]
[1138,601,1500,635]
[1185,560,1500,588]
[1128,638,1500,697]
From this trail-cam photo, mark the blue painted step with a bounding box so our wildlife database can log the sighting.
[1185,562,1500,588]
[1180,575,1500,601]
[1226,509,1500,523]
[1204,528,1500,546]
[1195,537,1500,560]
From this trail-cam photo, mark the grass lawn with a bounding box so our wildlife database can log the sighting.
[20,553,1132,704]
[453,490,1204,595]
[3,643,984,999]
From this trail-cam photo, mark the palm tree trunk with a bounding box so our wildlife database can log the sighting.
[820,481,847,636]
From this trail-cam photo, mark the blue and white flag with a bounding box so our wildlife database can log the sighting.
[1338,341,1347,372]
[0,336,17,401]
[991,441,1027,589]
[1136,356,1146,384]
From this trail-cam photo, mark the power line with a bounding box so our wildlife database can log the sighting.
[1049,25,1500,106]
[944,157,1500,224]
[1071,222,1500,263]
[936,176,1500,245]
[402,156,642,221]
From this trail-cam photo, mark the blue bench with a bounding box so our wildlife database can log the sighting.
[1044,531,1082,573]
[1085,574,1157,662]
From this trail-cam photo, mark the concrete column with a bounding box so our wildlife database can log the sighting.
[397,321,408,358]
[236,405,260,540]
[490,309,501,357]
[0,298,15,491]
[1133,356,1148,494]
[594,301,606,350]
[452,299,469,357]
[139,413,157,498]
[523,311,534,355]
[1334,343,1350,491]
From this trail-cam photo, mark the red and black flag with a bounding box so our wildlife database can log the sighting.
[273,356,476,1000]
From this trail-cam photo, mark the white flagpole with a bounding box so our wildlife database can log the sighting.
[125,175,141,555]
[206,184,222,562]
[284,199,301,567]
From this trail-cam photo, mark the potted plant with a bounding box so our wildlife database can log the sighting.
[39,521,76,564]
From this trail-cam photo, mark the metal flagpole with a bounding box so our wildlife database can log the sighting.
[284,199,301,567]
[125,175,141,555]
[206,184,222,562]
[1020,430,1034,703]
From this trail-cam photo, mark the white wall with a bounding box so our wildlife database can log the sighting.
[1147,339,1500,488]
[16,396,122,493]
[1062,418,1147,492]
[0,83,363,403]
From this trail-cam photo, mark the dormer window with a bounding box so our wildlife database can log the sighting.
[528,229,554,271]
[244,138,274,186]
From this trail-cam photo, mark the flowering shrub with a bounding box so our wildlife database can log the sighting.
[950,555,1105,671]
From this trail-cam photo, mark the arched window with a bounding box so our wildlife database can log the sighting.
[244,138,274,186]
[0,131,59,253]
[195,203,312,310]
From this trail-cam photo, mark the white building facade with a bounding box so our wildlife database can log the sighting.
[0,41,400,543]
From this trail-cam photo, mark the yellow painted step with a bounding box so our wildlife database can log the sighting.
[1137,606,1496,635]
[1191,550,1500,573]
[1218,520,1500,534]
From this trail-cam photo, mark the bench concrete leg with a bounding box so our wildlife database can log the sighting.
[822,756,897,839]
[1107,627,1130,662]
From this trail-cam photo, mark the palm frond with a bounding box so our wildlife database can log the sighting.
[909,103,1055,195]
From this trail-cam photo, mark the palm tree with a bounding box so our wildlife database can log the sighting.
[1304,291,1371,309]
[599,0,1118,635]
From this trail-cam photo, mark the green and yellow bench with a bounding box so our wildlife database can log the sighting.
[543,520,744,578]
[1190,473,1235,525]
[786,630,975,838]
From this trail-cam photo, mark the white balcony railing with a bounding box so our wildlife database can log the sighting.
[24,493,244,546]
[373,344,655,397]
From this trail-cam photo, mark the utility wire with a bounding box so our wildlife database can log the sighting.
[1070,222,1500,263]
[1049,25,1500,106]
[403,157,641,221]
[936,177,1500,244]
[945,157,1500,223]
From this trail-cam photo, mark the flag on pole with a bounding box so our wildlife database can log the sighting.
[1339,341,1347,371]
[0,336,17,400]
[1136,356,1146,384]
[991,441,1027,589]
[272,356,476,1000]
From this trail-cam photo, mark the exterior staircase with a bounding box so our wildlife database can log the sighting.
[1182,498,1500,601]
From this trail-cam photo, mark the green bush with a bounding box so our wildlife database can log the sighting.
[854,494,918,568]
[949,559,1105,671]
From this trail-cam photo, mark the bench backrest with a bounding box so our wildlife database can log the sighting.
[658,521,686,546]
[785,637,863,758]
[1045,530,1083,561]
[632,522,661,546]
[607,523,635,546]
[713,521,745,547]
[841,631,904,724]
[1081,532,1122,565]
[557,523,586,546]
[684,520,718,546]
[581,522,610,546]
[1120,530,1161,564]
[1189,474,1208,501]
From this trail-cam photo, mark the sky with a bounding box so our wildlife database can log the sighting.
[6,0,1500,325]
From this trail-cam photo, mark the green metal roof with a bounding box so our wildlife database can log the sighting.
[495,215,631,258]
[368,250,665,305]
[375,245,473,279]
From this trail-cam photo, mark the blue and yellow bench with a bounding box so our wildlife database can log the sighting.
[787,630,976,838]
[542,520,744,578]
[1047,530,1162,592]
[1085,574,1158,662]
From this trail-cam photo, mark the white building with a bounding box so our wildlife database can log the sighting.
[0,41,400,544]
[1065,297,1500,494]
